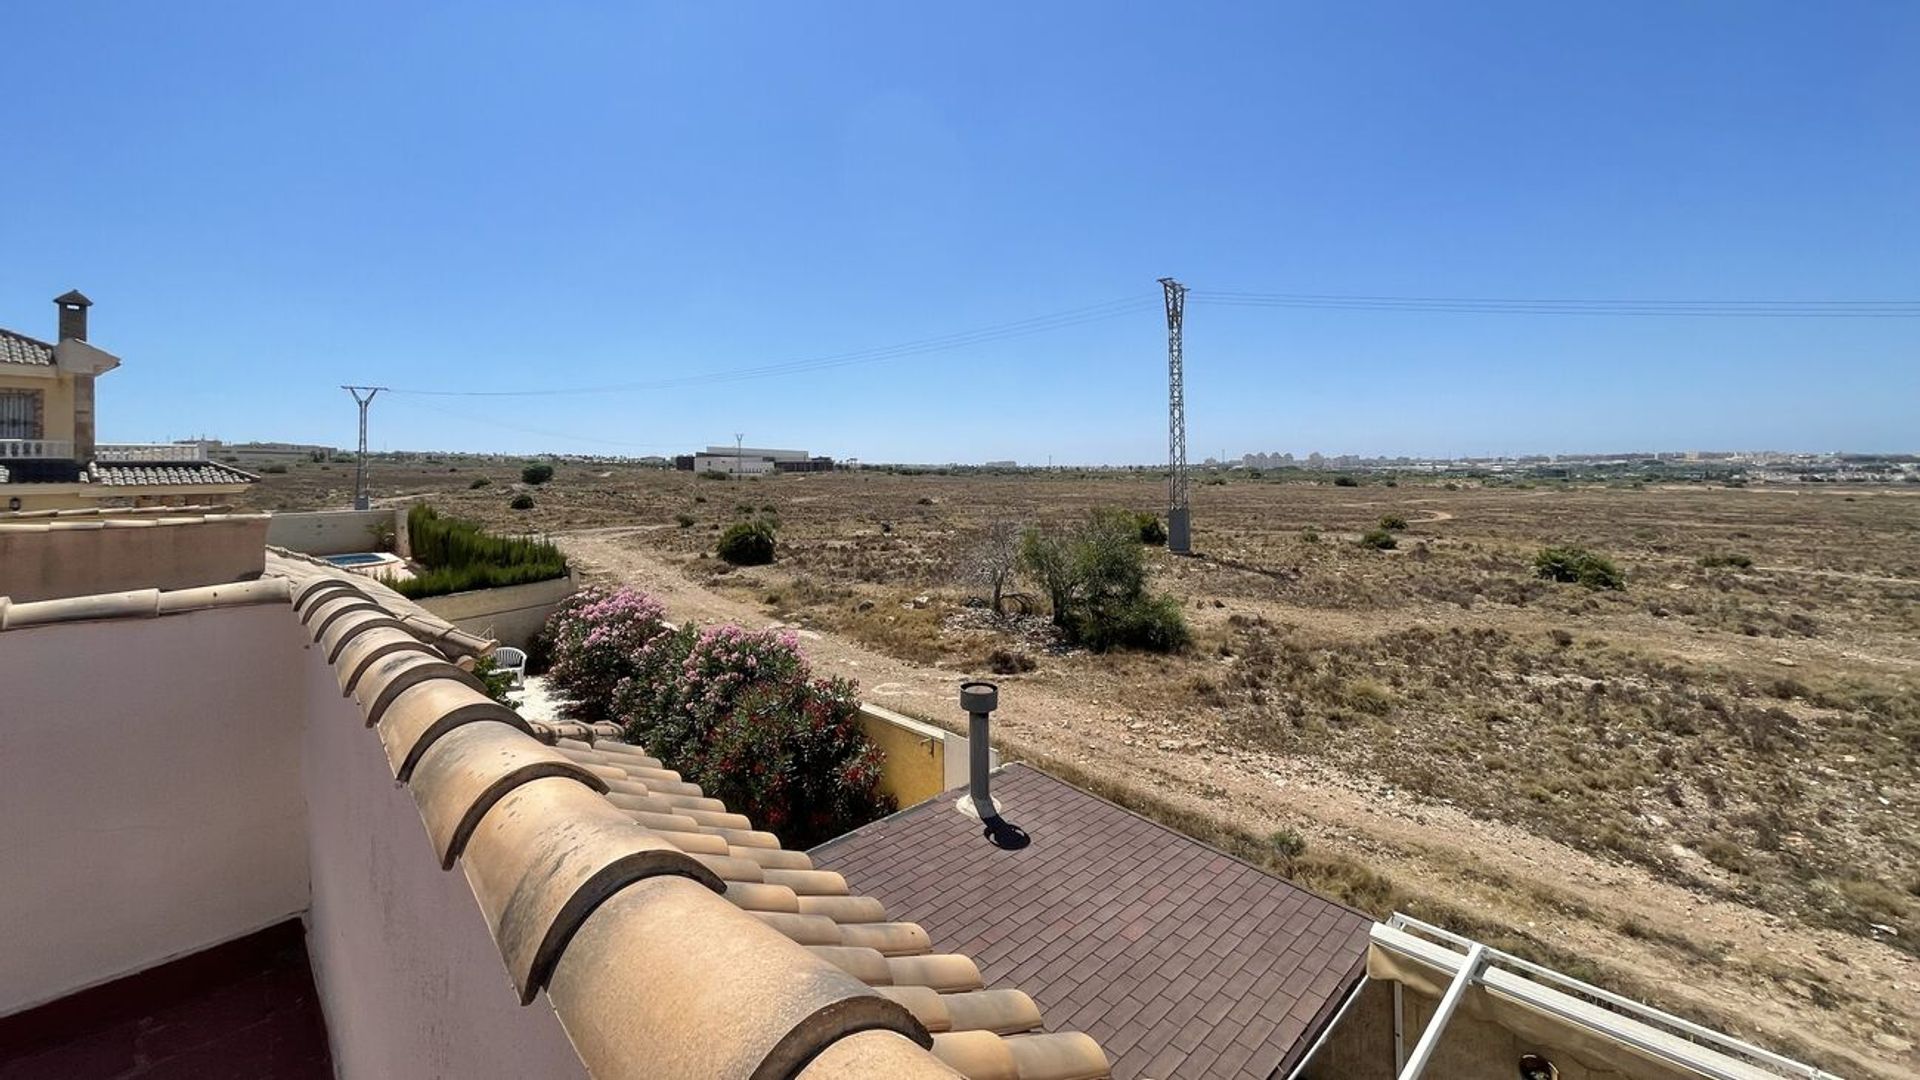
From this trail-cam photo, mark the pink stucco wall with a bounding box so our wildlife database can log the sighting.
[296,621,587,1078]
[0,606,311,1015]
[0,604,585,1077]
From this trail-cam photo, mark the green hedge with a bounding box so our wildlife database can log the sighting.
[394,504,569,598]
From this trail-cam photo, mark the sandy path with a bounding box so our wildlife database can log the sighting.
[557,527,1917,1077]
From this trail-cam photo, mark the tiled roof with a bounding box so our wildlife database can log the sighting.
[263,562,1111,1080]
[0,326,54,366]
[84,460,258,487]
[813,765,1373,1080]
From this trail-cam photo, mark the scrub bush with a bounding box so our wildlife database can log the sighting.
[717,519,776,565]
[1535,546,1625,590]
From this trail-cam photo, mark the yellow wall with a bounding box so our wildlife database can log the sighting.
[857,706,949,808]
[0,371,77,441]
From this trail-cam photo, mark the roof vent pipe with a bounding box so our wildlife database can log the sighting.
[958,680,1000,821]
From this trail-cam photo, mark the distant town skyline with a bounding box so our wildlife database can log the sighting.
[3,5,1916,461]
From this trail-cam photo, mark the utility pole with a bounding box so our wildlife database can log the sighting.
[1159,278,1191,554]
[342,386,386,510]
[734,432,744,477]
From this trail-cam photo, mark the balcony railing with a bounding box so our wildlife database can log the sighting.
[0,440,209,462]
[0,438,75,460]
[96,443,209,463]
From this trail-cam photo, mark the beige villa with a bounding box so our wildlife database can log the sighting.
[0,290,255,511]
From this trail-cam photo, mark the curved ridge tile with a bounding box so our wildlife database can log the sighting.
[798,1030,966,1079]
[808,945,893,986]
[1002,1033,1111,1080]
[940,990,1043,1037]
[929,1031,1017,1080]
[749,911,844,947]
[320,608,410,663]
[873,986,951,1033]
[293,576,363,612]
[545,875,928,1080]
[461,775,723,1003]
[885,955,982,993]
[764,868,849,896]
[334,629,438,696]
[797,895,887,924]
[408,722,607,869]
[355,650,487,728]
[304,594,384,637]
[377,678,533,782]
[837,922,932,958]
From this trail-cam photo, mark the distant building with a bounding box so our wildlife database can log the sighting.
[688,446,833,474]
[1,290,255,510]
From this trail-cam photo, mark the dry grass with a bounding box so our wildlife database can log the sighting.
[244,461,1920,961]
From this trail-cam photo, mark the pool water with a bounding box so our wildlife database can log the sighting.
[324,552,391,567]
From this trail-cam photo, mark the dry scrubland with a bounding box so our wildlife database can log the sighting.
[246,461,1920,1075]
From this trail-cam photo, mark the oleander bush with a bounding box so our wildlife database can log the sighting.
[609,623,892,847]
[540,594,894,846]
[543,586,671,718]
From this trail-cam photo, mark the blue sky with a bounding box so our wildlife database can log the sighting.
[2,3,1914,462]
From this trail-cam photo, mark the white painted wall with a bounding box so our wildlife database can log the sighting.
[297,636,586,1078]
[0,606,311,1015]
[266,508,399,556]
[416,573,576,650]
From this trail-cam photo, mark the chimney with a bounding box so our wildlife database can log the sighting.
[54,290,91,341]
[958,680,1000,821]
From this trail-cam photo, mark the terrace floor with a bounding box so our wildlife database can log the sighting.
[0,920,332,1080]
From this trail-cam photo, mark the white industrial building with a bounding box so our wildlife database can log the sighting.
[686,446,832,475]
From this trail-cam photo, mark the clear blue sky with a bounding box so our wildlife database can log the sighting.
[3,3,1914,462]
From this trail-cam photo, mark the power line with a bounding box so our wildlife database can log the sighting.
[380,296,1156,398]
[389,397,685,450]
[1192,289,1920,317]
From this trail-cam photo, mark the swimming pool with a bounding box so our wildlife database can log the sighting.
[324,552,392,567]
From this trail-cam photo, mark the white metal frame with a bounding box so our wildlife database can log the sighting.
[1378,914,1844,1080]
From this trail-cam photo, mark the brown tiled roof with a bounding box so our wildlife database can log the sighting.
[0,326,54,366]
[812,765,1373,1080]
[262,561,1111,1079]
[83,460,257,487]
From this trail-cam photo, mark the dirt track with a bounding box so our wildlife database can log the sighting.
[557,526,1918,1079]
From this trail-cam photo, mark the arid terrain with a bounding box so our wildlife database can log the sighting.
[245,459,1920,1077]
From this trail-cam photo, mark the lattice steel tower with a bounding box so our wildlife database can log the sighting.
[1159,277,1192,554]
[342,385,386,511]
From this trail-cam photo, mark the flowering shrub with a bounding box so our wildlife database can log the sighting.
[610,622,892,847]
[543,586,670,719]
[701,676,889,848]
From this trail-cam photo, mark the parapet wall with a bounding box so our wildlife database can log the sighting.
[0,513,269,603]
[416,573,577,650]
[265,508,402,557]
[0,605,309,1015]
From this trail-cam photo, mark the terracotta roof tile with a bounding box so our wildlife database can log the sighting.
[798,1029,965,1079]
[254,552,1113,1078]
[546,876,926,1078]
[460,775,722,1002]
[0,326,54,366]
[406,722,607,868]
[83,460,257,487]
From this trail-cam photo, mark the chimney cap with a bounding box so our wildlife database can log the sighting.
[54,289,92,308]
[960,680,999,714]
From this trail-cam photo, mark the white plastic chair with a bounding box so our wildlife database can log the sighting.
[491,646,528,689]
